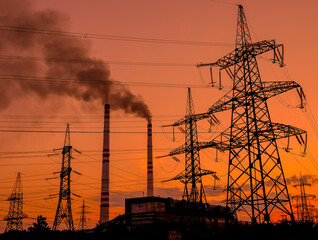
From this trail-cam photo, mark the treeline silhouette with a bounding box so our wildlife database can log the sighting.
[0,221,318,240]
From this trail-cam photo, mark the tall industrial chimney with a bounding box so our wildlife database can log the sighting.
[100,104,110,223]
[147,123,154,197]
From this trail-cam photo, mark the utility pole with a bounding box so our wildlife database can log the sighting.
[78,200,89,231]
[161,88,219,203]
[4,172,27,232]
[162,5,307,223]
[53,124,74,231]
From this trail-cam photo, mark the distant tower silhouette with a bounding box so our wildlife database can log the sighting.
[78,200,89,230]
[4,172,28,232]
[292,173,316,222]
[227,187,239,221]
[162,88,219,203]
[53,124,74,231]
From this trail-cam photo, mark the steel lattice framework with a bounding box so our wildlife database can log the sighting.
[53,124,74,231]
[162,88,219,203]
[4,172,27,232]
[162,5,307,223]
[292,173,316,222]
[78,200,89,230]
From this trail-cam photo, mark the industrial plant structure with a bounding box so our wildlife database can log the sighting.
[125,196,234,239]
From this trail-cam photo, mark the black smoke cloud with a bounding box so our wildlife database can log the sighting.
[0,0,151,122]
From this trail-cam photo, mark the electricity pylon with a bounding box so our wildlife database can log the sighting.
[53,124,75,231]
[4,172,28,232]
[161,88,219,203]
[292,173,316,222]
[78,200,89,230]
[162,5,307,224]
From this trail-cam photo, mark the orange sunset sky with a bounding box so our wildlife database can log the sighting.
[0,0,318,231]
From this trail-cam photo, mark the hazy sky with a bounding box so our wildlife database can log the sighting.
[0,0,317,230]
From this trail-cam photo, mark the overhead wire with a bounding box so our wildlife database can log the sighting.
[157,156,181,174]
[0,113,184,119]
[303,103,318,140]
[0,147,171,157]
[207,0,238,6]
[0,125,184,130]
[0,129,222,134]
[305,149,318,172]
[0,54,195,68]
[0,74,209,89]
[0,25,233,47]
[76,151,150,181]
[0,118,184,124]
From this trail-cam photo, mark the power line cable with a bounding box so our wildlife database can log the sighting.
[0,74,208,88]
[0,113,184,118]
[0,54,194,67]
[0,129,212,134]
[208,0,238,5]
[0,25,233,47]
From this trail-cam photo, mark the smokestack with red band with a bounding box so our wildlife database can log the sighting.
[147,123,154,196]
[100,104,110,223]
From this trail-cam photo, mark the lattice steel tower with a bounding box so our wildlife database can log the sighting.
[53,124,74,231]
[4,172,27,232]
[162,88,219,203]
[78,200,89,230]
[163,5,307,223]
[195,5,307,224]
[292,173,316,222]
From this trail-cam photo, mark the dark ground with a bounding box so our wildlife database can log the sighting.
[0,222,317,240]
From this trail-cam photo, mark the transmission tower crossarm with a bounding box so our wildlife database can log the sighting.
[162,121,306,159]
[199,169,220,180]
[162,112,210,128]
[197,40,284,69]
[163,81,302,129]
[158,139,226,158]
[162,170,186,182]
[293,194,316,199]
[206,90,237,114]
[270,122,306,139]
[203,122,306,149]
[261,81,301,99]
[164,121,306,155]
[206,80,301,114]
[158,143,187,157]
[164,169,219,182]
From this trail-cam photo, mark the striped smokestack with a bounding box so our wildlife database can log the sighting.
[100,104,110,223]
[147,123,154,196]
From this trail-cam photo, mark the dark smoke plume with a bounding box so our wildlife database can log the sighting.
[0,0,151,122]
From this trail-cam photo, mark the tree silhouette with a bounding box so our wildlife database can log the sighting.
[28,215,51,232]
